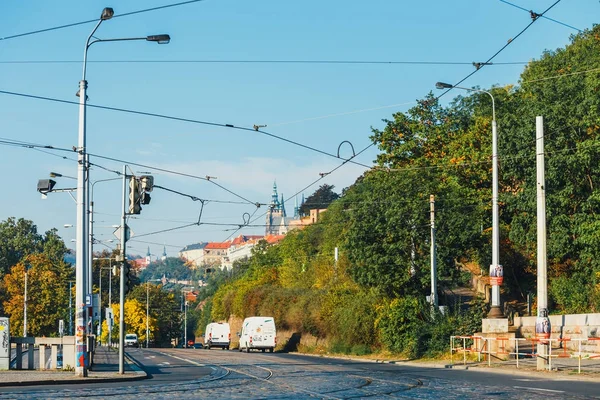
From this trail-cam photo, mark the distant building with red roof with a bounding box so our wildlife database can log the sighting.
[204,242,231,266]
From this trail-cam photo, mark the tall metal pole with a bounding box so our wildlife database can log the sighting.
[536,116,549,369]
[69,281,73,336]
[23,267,28,337]
[146,283,149,349]
[184,299,188,348]
[430,195,438,308]
[119,165,127,374]
[98,263,102,342]
[75,16,105,378]
[435,83,503,318]
[108,260,112,347]
[489,113,503,317]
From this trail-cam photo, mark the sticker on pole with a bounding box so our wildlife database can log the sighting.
[489,264,503,285]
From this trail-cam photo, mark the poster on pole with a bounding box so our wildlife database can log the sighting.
[489,264,503,285]
[535,308,551,340]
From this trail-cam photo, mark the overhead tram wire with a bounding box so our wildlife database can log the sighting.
[0,59,530,65]
[498,0,582,32]
[0,0,206,42]
[0,88,372,170]
[221,142,375,241]
[0,135,260,206]
[436,0,564,101]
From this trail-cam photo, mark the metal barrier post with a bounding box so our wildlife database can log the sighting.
[450,336,453,365]
[463,337,467,365]
[578,339,581,374]
[488,338,491,367]
[516,338,519,369]
[548,339,552,371]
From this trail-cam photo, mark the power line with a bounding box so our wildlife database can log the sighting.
[0,0,206,42]
[0,135,261,206]
[0,88,373,170]
[437,0,563,100]
[498,0,582,32]
[0,59,529,65]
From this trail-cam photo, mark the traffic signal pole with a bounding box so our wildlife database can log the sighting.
[119,165,127,374]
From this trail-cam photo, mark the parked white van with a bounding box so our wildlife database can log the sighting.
[238,317,276,353]
[204,322,231,350]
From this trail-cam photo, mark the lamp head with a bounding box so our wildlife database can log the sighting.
[49,172,62,178]
[435,82,453,90]
[146,34,171,44]
[101,7,114,21]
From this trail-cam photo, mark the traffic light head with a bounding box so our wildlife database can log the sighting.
[128,177,141,214]
[141,192,151,205]
[140,175,154,192]
[124,262,134,293]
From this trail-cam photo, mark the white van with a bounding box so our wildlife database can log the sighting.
[125,333,138,347]
[204,322,231,350]
[238,317,276,353]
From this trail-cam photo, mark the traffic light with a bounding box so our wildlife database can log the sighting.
[141,192,151,205]
[128,177,141,214]
[140,175,154,192]
[124,262,134,293]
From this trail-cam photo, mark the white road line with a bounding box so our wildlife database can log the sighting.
[513,386,565,393]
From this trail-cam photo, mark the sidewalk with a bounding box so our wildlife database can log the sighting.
[0,346,146,387]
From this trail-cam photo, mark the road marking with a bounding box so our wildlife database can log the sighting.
[513,386,565,393]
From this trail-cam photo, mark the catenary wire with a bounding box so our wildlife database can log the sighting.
[0,0,206,42]
[436,0,563,100]
[0,88,373,170]
[498,0,582,32]
[0,59,529,65]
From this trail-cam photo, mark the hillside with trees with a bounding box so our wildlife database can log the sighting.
[203,26,600,357]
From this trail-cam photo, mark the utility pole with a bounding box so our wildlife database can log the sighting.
[69,280,75,335]
[23,265,29,338]
[119,165,127,374]
[430,195,438,308]
[536,116,549,370]
[146,283,149,349]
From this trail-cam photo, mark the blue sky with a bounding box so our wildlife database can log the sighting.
[0,0,596,258]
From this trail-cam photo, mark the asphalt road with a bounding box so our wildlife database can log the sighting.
[2,348,599,399]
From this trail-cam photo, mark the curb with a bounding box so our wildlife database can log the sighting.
[0,351,147,387]
[286,352,600,381]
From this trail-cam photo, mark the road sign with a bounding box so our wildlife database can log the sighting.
[113,225,134,242]
[59,320,64,336]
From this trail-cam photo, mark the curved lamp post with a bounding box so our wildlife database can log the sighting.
[435,82,503,319]
[75,7,170,377]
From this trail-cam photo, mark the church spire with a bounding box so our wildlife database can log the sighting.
[280,193,286,217]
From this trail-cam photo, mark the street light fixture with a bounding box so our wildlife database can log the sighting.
[435,82,502,318]
[74,7,170,377]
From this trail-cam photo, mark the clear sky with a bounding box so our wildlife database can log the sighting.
[0,0,596,258]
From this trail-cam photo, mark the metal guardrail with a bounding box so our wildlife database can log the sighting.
[450,335,600,373]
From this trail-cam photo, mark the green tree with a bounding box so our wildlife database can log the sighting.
[2,254,71,337]
[299,184,340,216]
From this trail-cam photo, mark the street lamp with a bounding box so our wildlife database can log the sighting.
[93,257,115,346]
[23,264,31,338]
[89,177,121,331]
[435,82,502,318]
[74,7,170,377]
